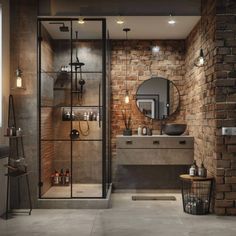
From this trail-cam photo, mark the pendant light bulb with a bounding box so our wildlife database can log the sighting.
[194,49,206,67]
[78,17,85,24]
[168,14,176,25]
[16,68,23,88]
[125,92,129,104]
[116,15,124,25]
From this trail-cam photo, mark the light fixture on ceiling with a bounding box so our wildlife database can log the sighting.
[78,17,85,24]
[16,68,23,88]
[116,15,124,25]
[194,0,207,67]
[123,28,131,104]
[152,45,160,55]
[168,14,176,25]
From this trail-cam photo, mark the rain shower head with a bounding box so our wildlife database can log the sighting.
[60,25,69,32]
[49,22,69,32]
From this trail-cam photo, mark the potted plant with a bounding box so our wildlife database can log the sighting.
[122,109,132,136]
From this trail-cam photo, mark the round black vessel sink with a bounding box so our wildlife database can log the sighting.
[164,124,187,136]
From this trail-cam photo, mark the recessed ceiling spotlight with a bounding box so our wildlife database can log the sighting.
[168,14,176,25]
[78,17,85,24]
[116,16,124,25]
[152,46,160,54]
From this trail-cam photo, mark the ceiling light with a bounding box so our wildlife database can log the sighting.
[116,15,124,24]
[168,14,176,25]
[152,46,160,54]
[78,17,85,24]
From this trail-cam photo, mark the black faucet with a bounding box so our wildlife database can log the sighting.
[160,116,166,135]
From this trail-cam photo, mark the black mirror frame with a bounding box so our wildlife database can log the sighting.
[135,76,181,120]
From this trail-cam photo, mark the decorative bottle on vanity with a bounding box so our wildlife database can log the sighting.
[138,125,142,136]
[142,126,147,135]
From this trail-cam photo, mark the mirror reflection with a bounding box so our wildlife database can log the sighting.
[136,77,180,120]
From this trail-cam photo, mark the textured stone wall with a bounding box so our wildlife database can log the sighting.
[214,0,236,215]
[10,0,38,208]
[184,0,216,175]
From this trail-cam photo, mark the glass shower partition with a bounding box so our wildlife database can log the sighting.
[38,18,110,199]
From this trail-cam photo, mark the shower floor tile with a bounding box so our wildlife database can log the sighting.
[42,183,102,198]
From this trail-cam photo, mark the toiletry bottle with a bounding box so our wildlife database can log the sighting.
[86,112,90,121]
[54,170,59,185]
[138,125,142,136]
[97,112,100,121]
[59,169,64,185]
[189,160,197,176]
[142,126,147,135]
[16,128,23,136]
[11,126,16,136]
[65,169,70,185]
[198,163,207,177]
[84,112,87,121]
[93,113,97,121]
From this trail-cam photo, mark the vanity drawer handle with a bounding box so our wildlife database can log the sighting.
[179,140,186,145]
[126,140,133,145]
[153,140,160,145]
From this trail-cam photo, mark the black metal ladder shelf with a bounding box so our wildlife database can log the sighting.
[4,95,32,219]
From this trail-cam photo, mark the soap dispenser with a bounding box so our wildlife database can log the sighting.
[138,125,142,136]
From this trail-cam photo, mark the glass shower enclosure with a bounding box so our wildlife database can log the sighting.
[38,18,111,199]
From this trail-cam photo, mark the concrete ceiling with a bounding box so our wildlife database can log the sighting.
[42,16,200,40]
[39,0,201,16]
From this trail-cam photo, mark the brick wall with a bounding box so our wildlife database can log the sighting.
[111,40,187,188]
[184,0,216,175]
[111,40,186,157]
[214,0,236,215]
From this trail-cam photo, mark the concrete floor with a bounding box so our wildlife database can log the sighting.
[1,193,236,236]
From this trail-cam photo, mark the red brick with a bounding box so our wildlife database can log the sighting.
[215,200,234,207]
[216,184,231,192]
[225,177,236,184]
[217,160,231,168]
[225,192,236,199]
[226,208,236,215]
[214,207,226,215]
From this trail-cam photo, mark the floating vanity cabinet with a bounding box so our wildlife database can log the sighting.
[116,135,194,165]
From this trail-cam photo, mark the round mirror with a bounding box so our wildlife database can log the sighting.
[136,77,180,120]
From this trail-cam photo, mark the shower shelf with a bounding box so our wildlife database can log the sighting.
[40,71,102,74]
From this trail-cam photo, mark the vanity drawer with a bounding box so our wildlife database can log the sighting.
[117,137,194,149]
[117,148,193,165]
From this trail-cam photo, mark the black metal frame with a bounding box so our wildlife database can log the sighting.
[135,76,181,120]
[37,18,110,199]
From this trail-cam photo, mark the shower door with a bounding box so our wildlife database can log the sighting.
[38,18,110,199]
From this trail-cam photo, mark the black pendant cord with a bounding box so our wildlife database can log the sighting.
[123,28,130,94]
[125,32,128,93]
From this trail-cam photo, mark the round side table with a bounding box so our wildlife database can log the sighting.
[180,174,214,215]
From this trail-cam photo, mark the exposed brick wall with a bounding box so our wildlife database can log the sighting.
[111,40,187,189]
[111,40,186,157]
[184,0,216,175]
[214,0,236,215]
